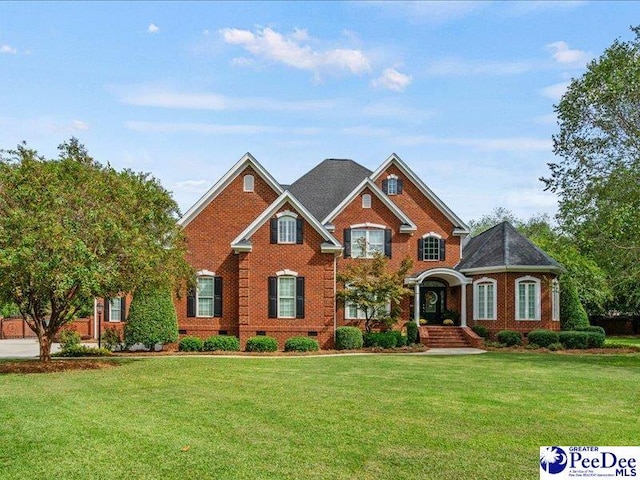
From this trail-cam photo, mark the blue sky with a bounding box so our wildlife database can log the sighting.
[1,1,638,224]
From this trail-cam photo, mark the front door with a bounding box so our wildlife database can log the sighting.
[420,281,446,324]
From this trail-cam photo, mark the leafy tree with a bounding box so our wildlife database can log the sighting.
[0,139,190,361]
[543,26,640,313]
[337,250,413,333]
[468,206,521,235]
[124,288,179,350]
[559,278,589,330]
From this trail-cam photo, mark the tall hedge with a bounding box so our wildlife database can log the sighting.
[560,280,589,330]
[124,288,179,350]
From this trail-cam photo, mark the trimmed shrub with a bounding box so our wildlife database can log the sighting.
[335,326,363,350]
[559,331,589,349]
[203,335,241,352]
[58,345,112,357]
[179,336,204,352]
[124,288,179,350]
[246,336,278,352]
[527,329,559,348]
[496,330,522,347]
[560,280,589,330]
[575,325,606,336]
[284,336,319,352]
[363,331,397,349]
[472,325,490,339]
[405,322,418,345]
[59,329,81,350]
[102,327,122,351]
[392,330,407,347]
[547,342,563,351]
[585,332,605,348]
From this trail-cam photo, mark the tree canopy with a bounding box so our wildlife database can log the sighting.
[543,25,640,313]
[0,139,190,360]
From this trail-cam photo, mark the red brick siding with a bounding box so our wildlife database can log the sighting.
[176,166,280,338]
[467,272,559,337]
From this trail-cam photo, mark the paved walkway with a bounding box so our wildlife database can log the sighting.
[0,339,485,359]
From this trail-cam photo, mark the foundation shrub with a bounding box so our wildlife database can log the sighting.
[203,335,240,352]
[496,330,522,347]
[335,327,363,350]
[179,336,204,352]
[527,329,559,348]
[245,336,278,352]
[284,336,319,352]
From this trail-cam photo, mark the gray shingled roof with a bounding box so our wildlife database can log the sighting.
[288,159,372,221]
[456,221,563,272]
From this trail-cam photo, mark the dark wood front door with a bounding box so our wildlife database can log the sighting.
[420,284,446,324]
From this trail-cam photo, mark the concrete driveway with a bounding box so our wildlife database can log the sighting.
[0,339,61,359]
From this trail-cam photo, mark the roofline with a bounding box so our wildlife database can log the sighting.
[321,177,417,231]
[178,153,283,227]
[370,153,470,233]
[457,265,565,275]
[231,191,342,253]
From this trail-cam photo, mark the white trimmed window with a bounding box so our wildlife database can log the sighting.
[243,174,254,192]
[362,194,371,209]
[422,235,441,261]
[515,276,541,320]
[474,278,496,320]
[552,279,560,321]
[351,229,384,258]
[278,215,296,244]
[109,297,123,322]
[278,276,296,318]
[197,276,214,317]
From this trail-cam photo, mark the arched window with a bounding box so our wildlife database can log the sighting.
[278,215,296,244]
[474,277,497,320]
[382,174,403,195]
[243,174,254,192]
[419,233,444,261]
[362,193,371,209]
[515,276,541,320]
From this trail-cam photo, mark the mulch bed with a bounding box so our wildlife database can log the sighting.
[484,346,640,354]
[0,360,120,375]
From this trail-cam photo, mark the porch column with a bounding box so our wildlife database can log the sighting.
[414,283,420,326]
[460,283,467,327]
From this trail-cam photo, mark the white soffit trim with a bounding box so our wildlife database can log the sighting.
[321,177,417,231]
[178,152,283,227]
[231,191,342,251]
[370,153,470,234]
[459,265,564,274]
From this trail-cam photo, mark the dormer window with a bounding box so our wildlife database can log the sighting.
[418,233,445,261]
[243,174,254,192]
[362,194,371,209]
[382,174,403,195]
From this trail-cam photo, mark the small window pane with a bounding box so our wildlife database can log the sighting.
[278,277,296,318]
[387,178,397,195]
[110,298,122,321]
[362,194,371,209]
[197,277,214,317]
[243,174,254,192]
[423,237,440,260]
[278,216,296,243]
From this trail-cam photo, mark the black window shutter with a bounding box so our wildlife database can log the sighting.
[343,228,351,258]
[397,179,403,194]
[439,238,446,260]
[187,289,196,318]
[418,238,424,261]
[270,218,278,244]
[382,179,388,194]
[120,297,126,321]
[296,218,303,244]
[384,229,392,258]
[296,277,305,319]
[268,277,277,318]
[213,277,223,317]
[104,298,110,322]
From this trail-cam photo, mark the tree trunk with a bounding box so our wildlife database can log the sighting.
[39,334,53,362]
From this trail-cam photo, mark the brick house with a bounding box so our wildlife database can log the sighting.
[98,153,563,348]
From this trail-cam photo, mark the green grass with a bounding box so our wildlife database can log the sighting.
[1,353,639,479]
[606,335,640,346]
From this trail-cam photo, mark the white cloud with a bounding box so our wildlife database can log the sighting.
[504,189,558,210]
[546,41,590,66]
[219,27,371,78]
[124,120,323,136]
[540,81,570,101]
[147,23,159,34]
[116,86,339,112]
[425,58,535,76]
[172,179,210,192]
[72,120,89,131]
[395,135,552,152]
[371,68,412,91]
[1,44,17,55]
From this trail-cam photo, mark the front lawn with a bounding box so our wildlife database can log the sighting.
[1,353,638,479]
[606,335,640,346]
